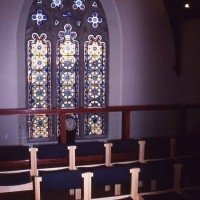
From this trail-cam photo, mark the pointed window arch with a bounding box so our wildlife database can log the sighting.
[26,0,109,142]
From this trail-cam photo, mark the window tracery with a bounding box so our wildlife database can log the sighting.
[26,0,109,142]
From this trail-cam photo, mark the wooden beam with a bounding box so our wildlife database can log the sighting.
[60,113,66,144]
[122,111,131,139]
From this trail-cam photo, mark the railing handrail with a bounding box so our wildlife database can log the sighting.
[0,104,200,115]
[0,104,199,143]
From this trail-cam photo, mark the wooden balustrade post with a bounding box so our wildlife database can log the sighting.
[60,113,66,144]
[122,111,131,139]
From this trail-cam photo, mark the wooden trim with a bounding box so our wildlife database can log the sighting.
[60,113,66,144]
[111,152,139,163]
[0,104,199,144]
[0,160,30,168]
[36,158,69,166]
[0,104,200,115]
[122,111,131,139]
[75,155,104,165]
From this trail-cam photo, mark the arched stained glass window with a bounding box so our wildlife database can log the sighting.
[26,0,109,142]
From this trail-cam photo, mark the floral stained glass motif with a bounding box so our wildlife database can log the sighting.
[72,0,85,10]
[87,12,103,28]
[51,0,64,9]
[27,33,52,139]
[31,114,51,138]
[57,23,79,109]
[84,35,106,135]
[32,9,47,26]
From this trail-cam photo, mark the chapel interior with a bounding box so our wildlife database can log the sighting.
[0,0,200,199]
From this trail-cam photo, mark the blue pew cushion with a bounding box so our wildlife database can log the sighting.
[40,169,82,191]
[93,165,131,186]
[108,139,139,154]
[76,141,105,156]
[139,159,174,191]
[0,146,29,162]
[34,144,68,159]
[0,172,31,186]
[141,137,171,159]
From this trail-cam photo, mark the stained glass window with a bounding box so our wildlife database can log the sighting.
[26,0,109,142]
[84,35,106,136]
[27,33,53,140]
[57,23,79,109]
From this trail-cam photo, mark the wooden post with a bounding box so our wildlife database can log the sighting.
[60,113,66,144]
[29,147,38,176]
[138,140,146,163]
[104,143,113,167]
[35,177,42,200]
[82,172,93,200]
[122,111,131,139]
[130,168,140,200]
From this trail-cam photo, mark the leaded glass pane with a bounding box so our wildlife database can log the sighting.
[27,33,52,139]
[84,35,106,136]
[56,23,79,135]
[29,114,52,138]
[57,24,79,108]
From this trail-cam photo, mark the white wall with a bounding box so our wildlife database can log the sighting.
[115,0,179,105]
[0,0,23,108]
[0,0,25,145]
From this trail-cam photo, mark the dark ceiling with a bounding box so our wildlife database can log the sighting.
[163,0,200,76]
[163,0,200,21]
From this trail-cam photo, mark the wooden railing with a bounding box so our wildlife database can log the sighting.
[0,104,200,144]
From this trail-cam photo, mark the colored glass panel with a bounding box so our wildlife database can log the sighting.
[92,1,98,7]
[32,9,47,26]
[87,12,103,28]
[57,23,79,109]
[51,0,64,9]
[72,0,85,10]
[56,24,79,136]
[26,0,109,141]
[84,35,106,135]
[27,33,52,139]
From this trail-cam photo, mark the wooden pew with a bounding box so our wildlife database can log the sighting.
[83,165,140,200]
[139,136,174,163]
[0,145,34,195]
[137,159,184,200]
[106,139,140,166]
